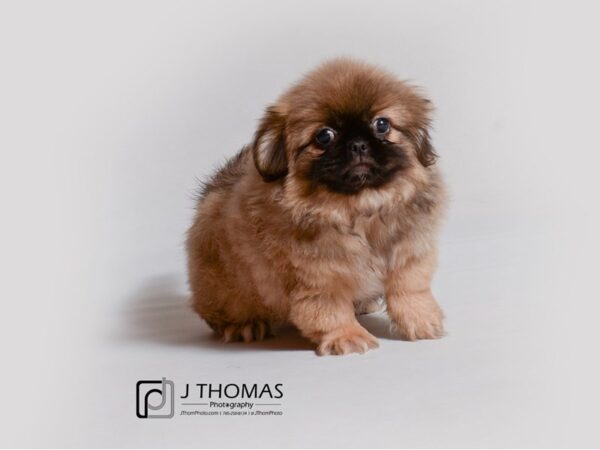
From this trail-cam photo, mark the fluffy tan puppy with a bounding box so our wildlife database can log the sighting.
[186,58,446,355]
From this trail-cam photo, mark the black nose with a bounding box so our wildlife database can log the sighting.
[348,138,370,156]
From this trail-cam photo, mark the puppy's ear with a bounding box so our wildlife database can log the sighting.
[413,127,437,167]
[406,97,437,167]
[252,107,288,181]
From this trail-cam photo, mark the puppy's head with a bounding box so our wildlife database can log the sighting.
[252,58,436,197]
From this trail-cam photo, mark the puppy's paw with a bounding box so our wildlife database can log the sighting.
[316,325,379,356]
[222,321,272,343]
[389,294,445,341]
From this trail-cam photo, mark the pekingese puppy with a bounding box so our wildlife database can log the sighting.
[186,58,446,355]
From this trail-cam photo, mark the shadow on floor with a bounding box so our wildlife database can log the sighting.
[357,311,396,340]
[119,274,315,352]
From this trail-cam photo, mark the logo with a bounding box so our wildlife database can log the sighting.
[135,379,284,418]
[136,378,175,419]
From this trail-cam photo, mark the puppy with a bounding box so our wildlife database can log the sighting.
[186,58,446,355]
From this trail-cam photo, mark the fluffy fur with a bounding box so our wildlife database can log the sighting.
[186,58,446,355]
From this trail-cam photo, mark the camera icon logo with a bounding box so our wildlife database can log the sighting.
[136,378,175,419]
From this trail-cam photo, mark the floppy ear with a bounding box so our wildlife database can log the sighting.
[401,94,438,167]
[252,107,288,182]
[413,127,437,167]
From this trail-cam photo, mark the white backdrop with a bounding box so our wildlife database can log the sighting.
[1,0,599,447]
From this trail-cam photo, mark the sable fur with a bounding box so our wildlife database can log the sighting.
[186,58,446,355]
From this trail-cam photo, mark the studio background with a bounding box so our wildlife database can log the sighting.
[1,0,599,447]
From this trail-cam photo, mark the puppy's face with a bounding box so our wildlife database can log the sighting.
[253,59,436,197]
[306,112,409,194]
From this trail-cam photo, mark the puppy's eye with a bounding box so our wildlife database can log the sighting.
[315,128,336,146]
[373,117,391,135]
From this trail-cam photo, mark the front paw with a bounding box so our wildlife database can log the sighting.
[388,293,445,341]
[316,325,379,356]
